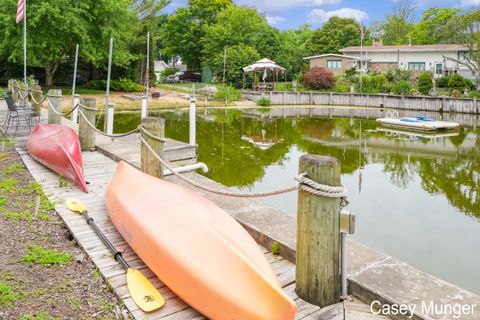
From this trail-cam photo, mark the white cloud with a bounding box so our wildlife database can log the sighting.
[236,0,342,12]
[460,0,480,6]
[266,16,287,25]
[308,8,369,25]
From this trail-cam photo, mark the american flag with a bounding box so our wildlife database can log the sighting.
[16,0,25,24]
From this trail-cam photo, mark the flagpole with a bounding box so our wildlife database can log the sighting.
[360,20,363,95]
[23,0,27,85]
[146,31,150,116]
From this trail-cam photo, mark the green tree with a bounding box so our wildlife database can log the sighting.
[159,0,232,70]
[306,17,361,55]
[210,44,260,87]
[275,25,313,80]
[201,6,280,71]
[409,7,460,45]
[418,71,433,95]
[0,0,136,86]
[382,0,415,45]
[448,73,466,91]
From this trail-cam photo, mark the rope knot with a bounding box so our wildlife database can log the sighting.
[295,173,349,207]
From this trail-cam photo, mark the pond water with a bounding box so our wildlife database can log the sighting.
[100,107,480,295]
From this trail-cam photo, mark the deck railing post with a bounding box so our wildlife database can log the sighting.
[141,117,165,179]
[106,103,115,135]
[79,98,97,151]
[71,94,80,124]
[47,89,62,124]
[31,84,43,114]
[296,154,341,307]
[141,95,148,119]
[189,93,196,147]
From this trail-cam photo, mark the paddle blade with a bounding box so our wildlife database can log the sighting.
[127,269,165,312]
[65,198,87,214]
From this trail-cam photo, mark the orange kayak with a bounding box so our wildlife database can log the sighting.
[105,161,296,319]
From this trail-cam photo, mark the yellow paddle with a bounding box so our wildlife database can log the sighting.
[65,198,165,312]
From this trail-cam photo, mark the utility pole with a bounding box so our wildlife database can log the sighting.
[222,46,227,86]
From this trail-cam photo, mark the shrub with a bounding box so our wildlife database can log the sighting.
[392,80,411,95]
[436,76,450,88]
[448,73,466,91]
[87,80,107,90]
[469,90,480,98]
[464,78,475,90]
[257,97,271,107]
[372,74,390,93]
[161,67,178,77]
[303,68,335,90]
[451,89,461,97]
[418,72,433,95]
[334,76,350,93]
[216,85,241,101]
[87,78,144,92]
[409,89,420,96]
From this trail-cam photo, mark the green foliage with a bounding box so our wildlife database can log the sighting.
[275,26,313,81]
[271,241,280,256]
[451,89,462,97]
[448,74,466,91]
[257,97,271,107]
[23,244,71,265]
[384,68,412,82]
[381,0,415,44]
[58,175,68,188]
[464,78,475,90]
[3,163,24,175]
[334,76,350,93]
[436,76,450,88]
[303,68,335,90]
[468,90,480,98]
[0,0,136,85]
[0,178,17,192]
[161,67,179,77]
[0,281,20,307]
[418,72,433,95]
[392,80,411,95]
[202,6,279,71]
[409,89,420,96]
[409,7,460,45]
[160,0,233,69]
[354,74,390,94]
[88,78,144,92]
[216,85,242,101]
[306,17,361,55]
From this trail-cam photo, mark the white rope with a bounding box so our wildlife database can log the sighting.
[78,109,141,138]
[47,97,81,116]
[140,136,349,205]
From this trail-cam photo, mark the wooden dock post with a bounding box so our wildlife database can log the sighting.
[296,154,341,307]
[78,98,97,151]
[141,117,165,179]
[47,89,62,124]
[30,84,43,114]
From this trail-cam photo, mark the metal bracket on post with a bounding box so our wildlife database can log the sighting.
[340,209,356,300]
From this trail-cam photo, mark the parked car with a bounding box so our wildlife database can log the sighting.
[178,71,201,82]
[166,72,182,83]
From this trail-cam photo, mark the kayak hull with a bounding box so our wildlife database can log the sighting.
[27,124,88,192]
[105,161,296,320]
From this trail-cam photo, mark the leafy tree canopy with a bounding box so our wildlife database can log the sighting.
[382,0,415,45]
[306,17,362,55]
[275,25,313,80]
[409,7,460,45]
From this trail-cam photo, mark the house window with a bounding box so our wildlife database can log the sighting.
[408,62,425,72]
[435,63,443,75]
[326,60,342,69]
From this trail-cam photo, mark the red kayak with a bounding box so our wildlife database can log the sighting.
[27,124,88,193]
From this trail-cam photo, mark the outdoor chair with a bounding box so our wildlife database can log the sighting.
[2,94,39,136]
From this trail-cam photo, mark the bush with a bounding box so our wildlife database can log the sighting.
[392,80,411,95]
[334,76,350,93]
[451,89,461,97]
[464,78,475,90]
[448,73,466,91]
[257,97,271,107]
[418,72,433,95]
[303,68,335,90]
[436,76,450,88]
[87,78,144,92]
[469,90,480,98]
[216,85,242,101]
[409,89,420,96]
[161,67,178,77]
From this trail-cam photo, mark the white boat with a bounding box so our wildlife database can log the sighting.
[377,111,459,131]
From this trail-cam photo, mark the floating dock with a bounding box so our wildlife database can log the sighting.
[376,116,459,131]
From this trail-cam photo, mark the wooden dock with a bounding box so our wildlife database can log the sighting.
[0,102,389,320]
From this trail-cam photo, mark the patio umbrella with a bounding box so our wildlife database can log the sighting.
[243,58,286,90]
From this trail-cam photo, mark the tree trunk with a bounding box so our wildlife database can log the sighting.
[45,61,60,87]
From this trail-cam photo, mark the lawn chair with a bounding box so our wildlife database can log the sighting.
[3,94,40,136]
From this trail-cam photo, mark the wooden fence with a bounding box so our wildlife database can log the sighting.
[243,91,480,114]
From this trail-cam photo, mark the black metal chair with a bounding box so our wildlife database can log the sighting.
[3,94,39,136]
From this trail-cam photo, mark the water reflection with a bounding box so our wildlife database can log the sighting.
[104,107,480,294]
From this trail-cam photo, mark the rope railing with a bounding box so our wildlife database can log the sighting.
[140,135,349,205]
[77,109,141,139]
[47,99,81,117]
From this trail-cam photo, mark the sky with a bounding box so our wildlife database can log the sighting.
[166,0,480,30]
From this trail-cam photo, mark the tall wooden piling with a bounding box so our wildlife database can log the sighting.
[78,98,97,151]
[296,154,341,307]
[31,85,43,114]
[47,89,62,124]
[141,117,165,179]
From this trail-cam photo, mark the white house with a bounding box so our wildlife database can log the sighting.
[305,41,476,79]
[154,61,169,82]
